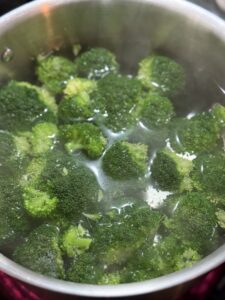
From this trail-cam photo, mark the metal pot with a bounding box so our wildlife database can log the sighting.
[0,0,225,298]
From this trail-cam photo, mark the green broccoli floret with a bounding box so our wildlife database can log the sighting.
[0,179,31,248]
[64,78,97,96]
[74,48,119,80]
[0,131,30,179]
[20,155,59,218]
[29,122,58,156]
[58,78,97,123]
[137,54,186,98]
[164,192,218,253]
[40,151,100,219]
[151,148,193,192]
[20,156,47,188]
[122,235,201,283]
[102,141,148,180]
[61,224,92,257]
[210,103,225,130]
[191,152,225,194]
[0,81,56,132]
[98,272,121,285]
[67,252,102,284]
[23,186,58,218]
[0,131,27,162]
[36,55,76,94]
[92,205,162,266]
[169,113,222,154]
[216,209,225,229]
[138,93,175,129]
[13,224,65,279]
[60,123,107,159]
[91,74,142,131]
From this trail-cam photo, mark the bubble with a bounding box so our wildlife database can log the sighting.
[1,48,14,63]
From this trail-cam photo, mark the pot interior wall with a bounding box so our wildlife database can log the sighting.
[0,0,225,114]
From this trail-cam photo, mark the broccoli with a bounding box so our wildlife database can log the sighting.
[164,192,218,253]
[39,151,100,219]
[102,141,148,180]
[68,205,162,284]
[138,93,175,129]
[98,272,121,285]
[0,179,30,248]
[20,155,58,219]
[137,54,186,98]
[0,81,56,132]
[20,151,100,220]
[91,74,142,131]
[0,131,30,179]
[74,48,119,80]
[169,113,222,154]
[13,224,65,279]
[20,156,47,188]
[91,205,162,266]
[151,148,193,192]
[67,252,103,284]
[210,103,225,130]
[64,78,97,97]
[23,186,58,218]
[29,122,58,156]
[58,78,97,123]
[61,224,92,258]
[60,123,107,159]
[36,55,76,94]
[122,235,201,283]
[190,152,225,194]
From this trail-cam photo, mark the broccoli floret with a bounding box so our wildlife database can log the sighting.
[0,81,56,132]
[102,141,148,180]
[58,78,97,123]
[74,48,119,80]
[151,148,193,192]
[91,74,142,131]
[137,54,186,98]
[122,236,201,282]
[40,151,100,219]
[29,122,58,156]
[92,205,162,266]
[13,224,65,279]
[191,152,225,194]
[138,93,175,129]
[164,192,218,253]
[216,209,225,229]
[60,123,107,159]
[0,179,30,248]
[210,103,225,130]
[64,78,97,97]
[98,272,121,285]
[0,131,30,179]
[20,156,47,188]
[20,156,59,218]
[36,55,76,94]
[67,252,102,284]
[61,224,92,257]
[169,113,222,154]
[23,186,58,218]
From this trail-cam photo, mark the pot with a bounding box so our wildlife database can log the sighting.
[0,0,225,298]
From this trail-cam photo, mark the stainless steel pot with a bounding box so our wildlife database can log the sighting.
[0,0,225,298]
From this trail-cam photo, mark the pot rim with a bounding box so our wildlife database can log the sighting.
[0,0,225,297]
